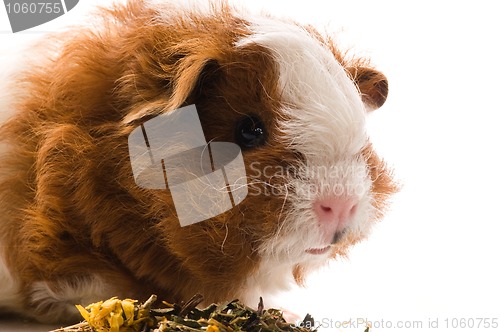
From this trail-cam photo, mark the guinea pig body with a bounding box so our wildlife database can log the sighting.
[0,0,396,323]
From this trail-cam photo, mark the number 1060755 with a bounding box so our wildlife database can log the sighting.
[5,2,63,14]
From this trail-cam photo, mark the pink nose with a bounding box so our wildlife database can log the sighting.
[313,196,358,229]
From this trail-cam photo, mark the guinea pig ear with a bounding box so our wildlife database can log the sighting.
[347,67,389,111]
[182,59,221,104]
[169,58,221,109]
[122,58,220,125]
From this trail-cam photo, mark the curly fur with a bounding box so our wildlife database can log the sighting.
[0,0,396,323]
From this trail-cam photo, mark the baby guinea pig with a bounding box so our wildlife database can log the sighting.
[0,0,397,324]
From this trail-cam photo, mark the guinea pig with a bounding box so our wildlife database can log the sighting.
[0,0,397,324]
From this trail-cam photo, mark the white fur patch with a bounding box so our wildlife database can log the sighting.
[241,259,295,309]
[28,276,115,323]
[237,16,367,157]
[0,252,23,314]
[238,16,375,295]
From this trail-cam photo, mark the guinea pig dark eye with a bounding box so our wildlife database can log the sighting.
[235,115,267,149]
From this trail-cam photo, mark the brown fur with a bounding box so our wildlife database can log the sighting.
[0,0,396,323]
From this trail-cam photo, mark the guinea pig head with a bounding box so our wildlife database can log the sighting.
[230,22,397,290]
[111,2,396,304]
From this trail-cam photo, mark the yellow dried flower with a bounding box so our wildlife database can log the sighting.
[206,325,220,332]
[75,297,141,332]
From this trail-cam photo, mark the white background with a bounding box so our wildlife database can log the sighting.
[1,1,499,332]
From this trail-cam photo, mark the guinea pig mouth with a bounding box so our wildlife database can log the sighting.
[305,246,331,255]
[305,230,346,255]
